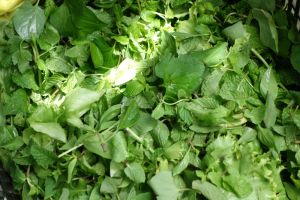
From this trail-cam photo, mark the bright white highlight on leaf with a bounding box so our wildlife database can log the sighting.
[107,58,139,86]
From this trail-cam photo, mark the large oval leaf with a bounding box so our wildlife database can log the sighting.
[13,2,46,40]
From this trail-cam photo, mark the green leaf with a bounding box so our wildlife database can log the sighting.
[28,105,57,123]
[124,80,145,97]
[132,112,157,133]
[67,158,77,183]
[260,68,278,128]
[49,3,75,36]
[13,2,46,40]
[173,150,190,176]
[223,22,247,41]
[100,177,120,194]
[132,193,153,200]
[149,171,179,200]
[151,121,170,147]
[244,106,265,124]
[11,48,32,73]
[3,89,28,115]
[89,185,101,200]
[90,42,104,68]
[119,101,140,129]
[37,24,60,51]
[152,103,165,120]
[91,37,118,70]
[191,42,228,66]
[45,177,56,199]
[160,31,177,57]
[63,87,101,117]
[30,122,67,143]
[46,58,73,74]
[9,163,26,186]
[155,54,205,99]
[291,45,300,74]
[82,133,112,159]
[12,70,39,90]
[59,188,69,200]
[284,182,300,200]
[124,162,146,183]
[252,9,278,52]
[192,181,227,200]
[2,136,24,151]
[186,98,229,126]
[247,0,275,12]
[201,69,225,96]
[65,0,105,38]
[112,131,128,163]
[260,68,278,100]
[263,94,278,128]
[222,174,253,198]
[219,71,255,106]
[30,143,57,168]
[257,126,275,149]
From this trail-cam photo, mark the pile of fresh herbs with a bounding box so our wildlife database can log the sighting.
[1,0,300,199]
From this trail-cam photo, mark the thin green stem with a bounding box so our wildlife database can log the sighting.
[58,144,83,158]
[35,0,41,6]
[31,38,42,86]
[251,48,270,68]
[136,0,142,14]
[162,98,190,106]
[126,128,143,143]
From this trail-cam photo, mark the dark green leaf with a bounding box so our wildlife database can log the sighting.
[13,2,46,40]
[291,45,300,74]
[252,9,278,52]
[3,89,28,115]
[155,54,205,99]
[223,22,247,41]
[119,101,140,129]
[30,143,57,168]
[12,70,39,90]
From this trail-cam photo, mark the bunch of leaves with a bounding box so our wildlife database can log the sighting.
[1,0,300,199]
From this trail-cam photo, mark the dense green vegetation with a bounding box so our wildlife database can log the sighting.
[1,0,300,199]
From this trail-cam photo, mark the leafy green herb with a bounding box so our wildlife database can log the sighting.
[1,0,300,199]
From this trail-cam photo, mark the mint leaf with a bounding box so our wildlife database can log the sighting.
[124,162,146,183]
[155,54,205,99]
[30,143,57,168]
[13,2,46,40]
[291,45,300,74]
[149,171,179,200]
[252,9,278,52]
[12,70,39,90]
[30,122,67,143]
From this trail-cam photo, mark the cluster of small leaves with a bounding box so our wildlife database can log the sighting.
[1,0,300,199]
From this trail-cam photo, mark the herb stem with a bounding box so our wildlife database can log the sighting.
[125,128,143,143]
[58,144,83,158]
[136,0,142,14]
[220,117,247,128]
[162,98,190,106]
[251,48,270,68]
[31,38,42,86]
